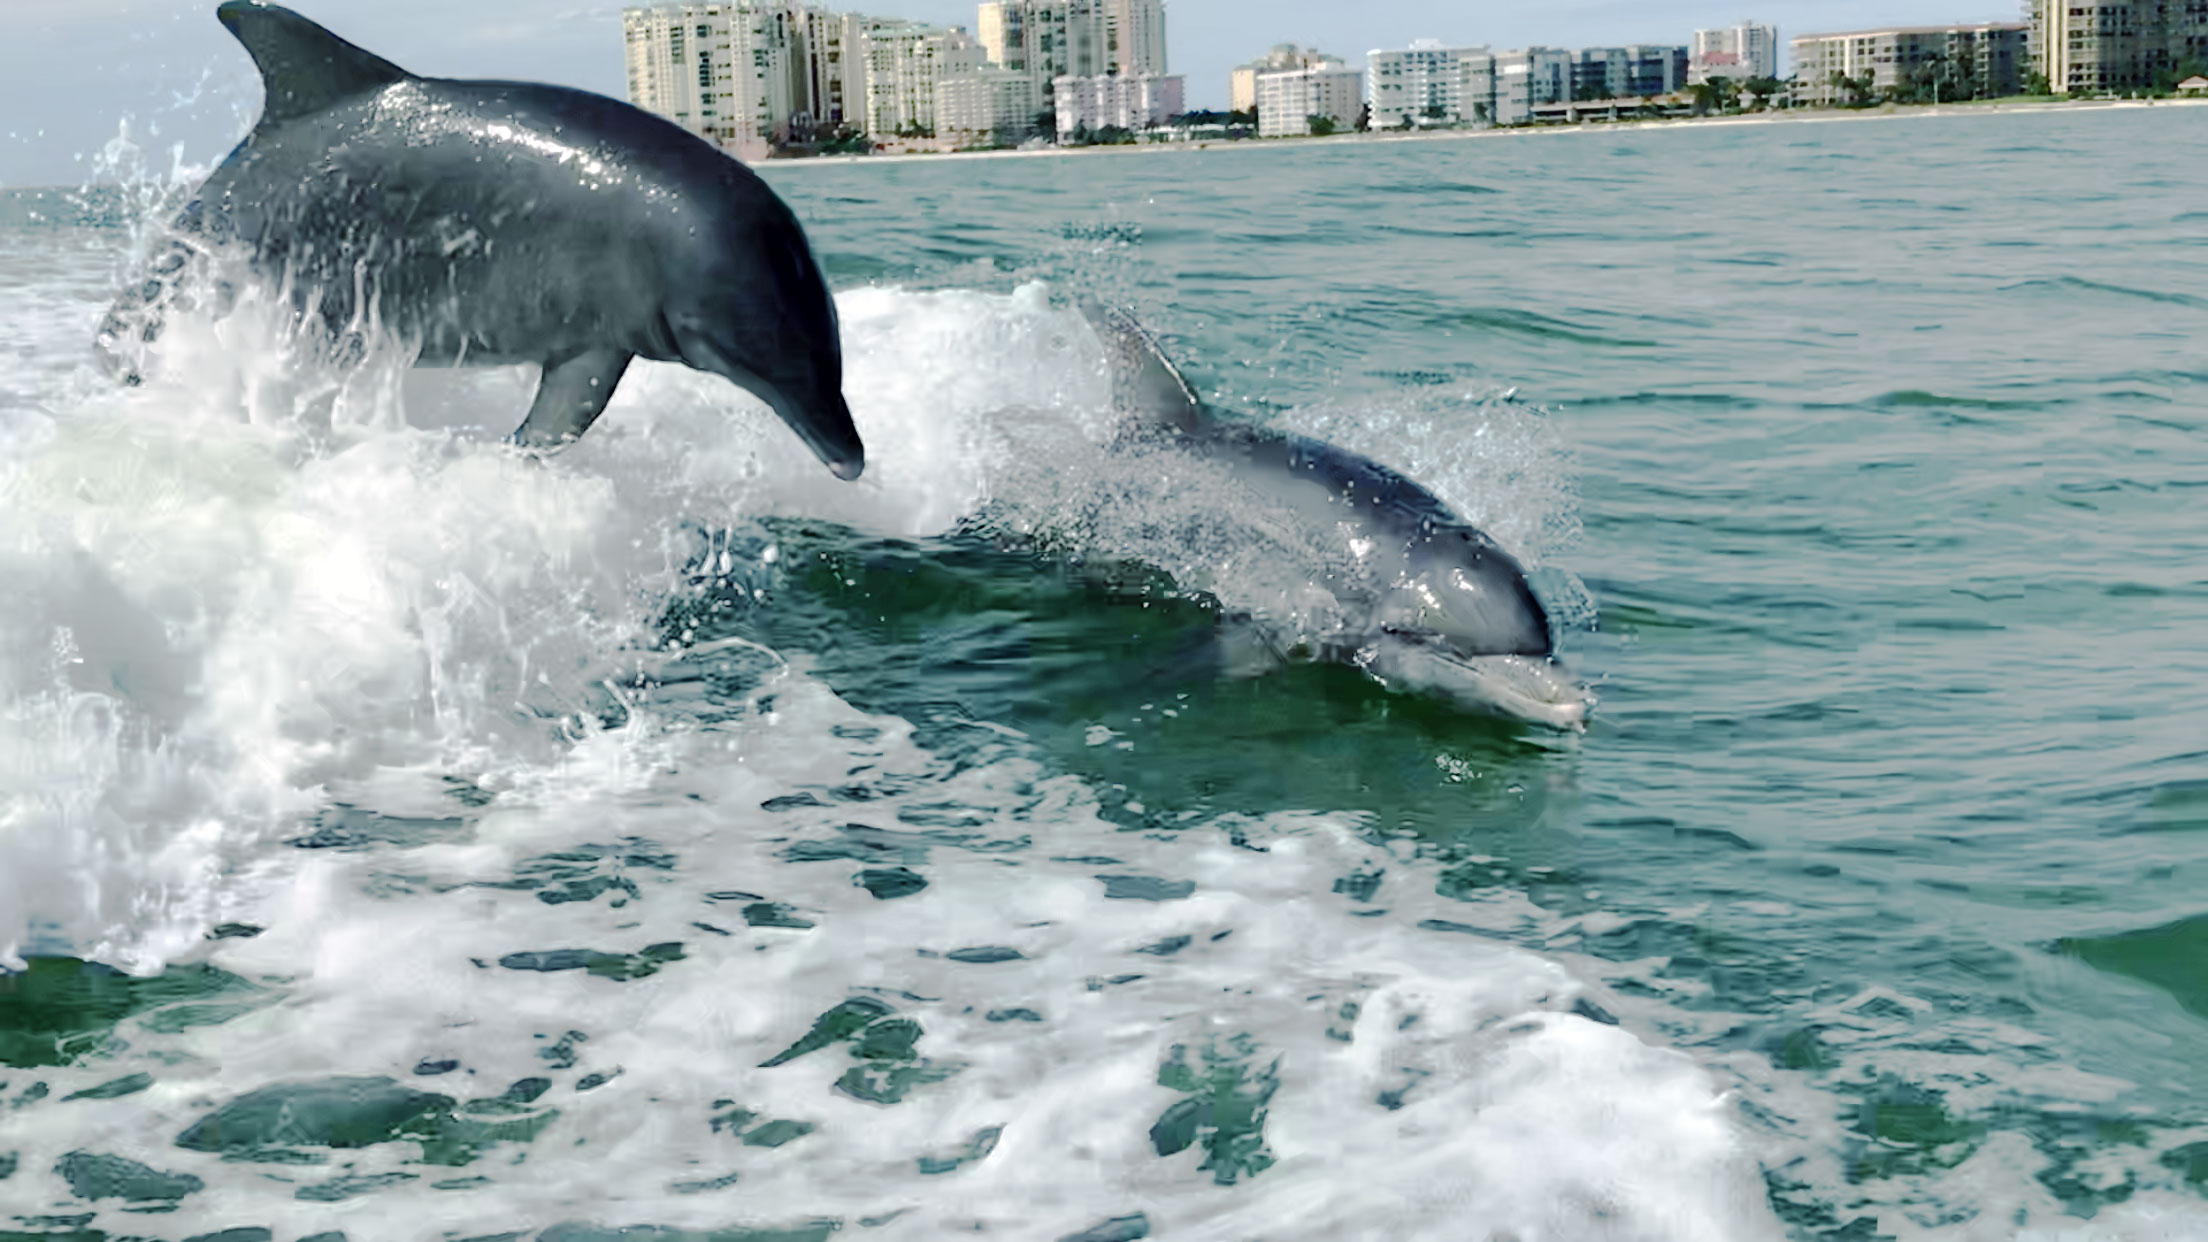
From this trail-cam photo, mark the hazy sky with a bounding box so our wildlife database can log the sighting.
[1,0,2013,186]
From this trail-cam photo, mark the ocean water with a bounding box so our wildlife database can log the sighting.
[2,104,2207,1240]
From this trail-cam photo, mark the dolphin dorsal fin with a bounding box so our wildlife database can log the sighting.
[217,2,412,125]
[1078,297,1205,436]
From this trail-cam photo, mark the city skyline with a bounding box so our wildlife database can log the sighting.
[2,0,2029,185]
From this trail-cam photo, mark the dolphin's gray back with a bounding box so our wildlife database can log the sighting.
[1273,432,1552,657]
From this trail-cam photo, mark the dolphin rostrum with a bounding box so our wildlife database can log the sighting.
[1080,299,1592,729]
[96,2,864,479]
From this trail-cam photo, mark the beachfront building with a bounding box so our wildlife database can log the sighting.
[2028,0,2208,95]
[1483,47,1572,125]
[624,3,994,150]
[1691,21,1779,83]
[1571,45,1690,99]
[1366,39,1489,127]
[1231,44,1333,113]
[977,0,1105,100]
[1104,0,1170,78]
[623,3,815,158]
[800,8,865,132]
[858,18,984,135]
[977,0,1164,109]
[936,67,1039,145]
[1790,23,2026,105]
[1254,61,1363,136]
[1355,42,1690,128]
[1053,72,1185,137]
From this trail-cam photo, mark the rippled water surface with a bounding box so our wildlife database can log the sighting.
[4,107,2208,1240]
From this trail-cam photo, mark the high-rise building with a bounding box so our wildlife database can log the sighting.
[1231,44,1332,113]
[976,0,1161,107]
[2028,0,2208,94]
[858,18,984,136]
[1790,23,2026,104]
[625,3,990,152]
[1104,0,1169,77]
[1366,39,1489,127]
[978,0,1099,86]
[624,3,814,157]
[1253,61,1362,136]
[1691,21,1779,83]
[802,8,865,131]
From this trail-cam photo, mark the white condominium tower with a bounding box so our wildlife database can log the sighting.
[1253,60,1361,136]
[1690,20,1779,83]
[857,18,984,136]
[1365,39,1489,128]
[977,0,1167,99]
[1230,44,1330,112]
[624,4,814,155]
[1105,0,1168,77]
[624,3,989,151]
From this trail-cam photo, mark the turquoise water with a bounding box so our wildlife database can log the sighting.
[3,106,2207,1238]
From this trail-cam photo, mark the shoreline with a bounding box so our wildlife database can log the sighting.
[758,94,2208,170]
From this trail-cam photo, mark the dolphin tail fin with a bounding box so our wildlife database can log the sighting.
[1076,297,1206,435]
[216,2,413,125]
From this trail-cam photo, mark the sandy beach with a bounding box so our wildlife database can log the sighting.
[765,93,2208,168]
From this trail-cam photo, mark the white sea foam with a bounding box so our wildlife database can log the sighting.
[2,671,1784,1240]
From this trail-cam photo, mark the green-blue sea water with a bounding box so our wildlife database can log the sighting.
[2,106,2206,1239]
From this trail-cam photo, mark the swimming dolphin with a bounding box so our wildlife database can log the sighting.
[1079,300,1592,729]
[95,1,864,479]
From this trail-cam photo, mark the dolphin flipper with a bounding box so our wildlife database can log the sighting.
[510,349,634,449]
[217,0,413,125]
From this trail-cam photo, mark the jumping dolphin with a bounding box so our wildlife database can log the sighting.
[95,1,864,479]
[1080,300,1592,729]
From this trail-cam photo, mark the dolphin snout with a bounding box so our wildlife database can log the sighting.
[799,392,864,481]
[762,386,864,481]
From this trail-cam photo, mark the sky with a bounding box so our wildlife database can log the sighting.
[1,0,2021,186]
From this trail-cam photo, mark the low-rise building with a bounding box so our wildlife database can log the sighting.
[1054,73,1185,137]
[1360,40,1687,129]
[937,67,1039,146]
[1254,61,1362,136]
[1791,23,2026,105]
[1572,45,1690,99]
[1529,93,1697,123]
